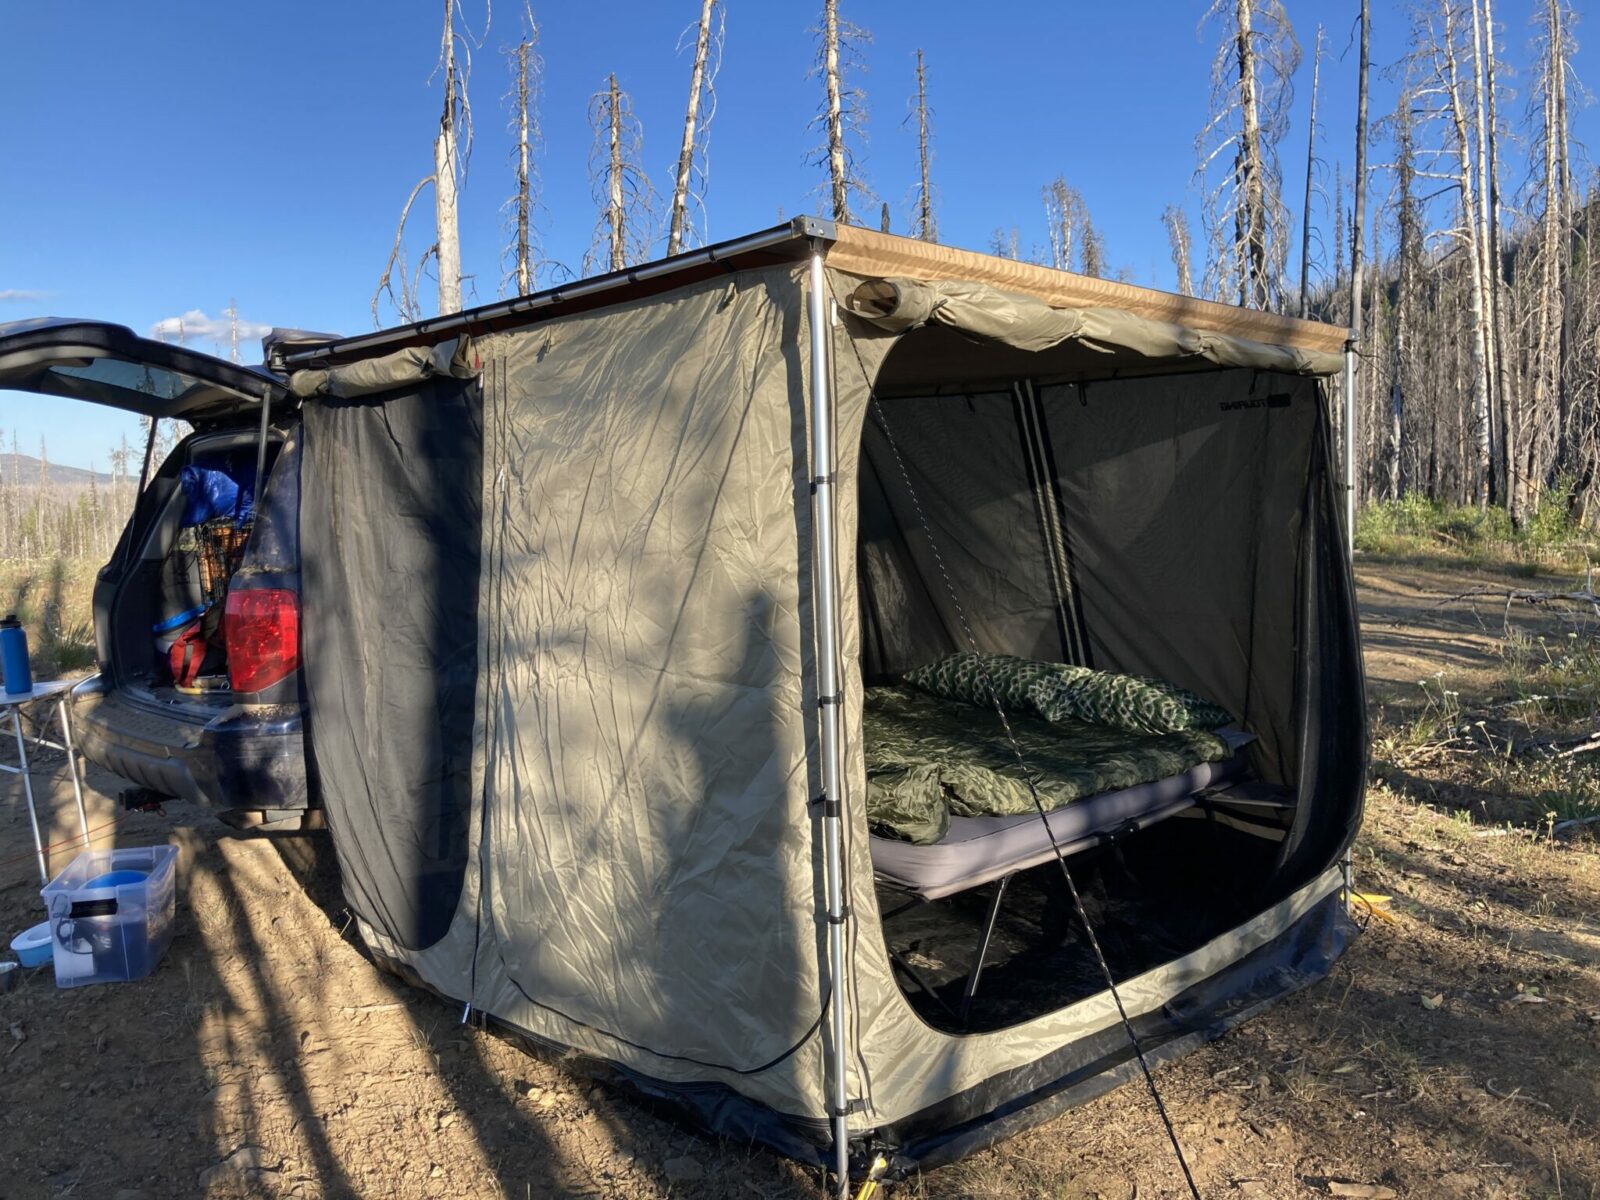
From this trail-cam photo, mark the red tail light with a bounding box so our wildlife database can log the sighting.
[225,588,300,693]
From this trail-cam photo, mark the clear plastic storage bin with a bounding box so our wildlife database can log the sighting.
[40,845,178,988]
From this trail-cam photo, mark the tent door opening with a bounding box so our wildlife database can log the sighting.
[854,363,1321,1034]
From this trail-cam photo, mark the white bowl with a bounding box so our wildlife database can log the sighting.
[10,921,52,969]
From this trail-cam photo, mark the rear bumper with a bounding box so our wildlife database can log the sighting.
[73,685,310,811]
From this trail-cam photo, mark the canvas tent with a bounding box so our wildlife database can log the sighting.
[282,218,1365,1187]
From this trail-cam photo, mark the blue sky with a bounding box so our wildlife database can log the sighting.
[1,1,1591,469]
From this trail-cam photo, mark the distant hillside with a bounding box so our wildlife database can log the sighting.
[0,453,114,488]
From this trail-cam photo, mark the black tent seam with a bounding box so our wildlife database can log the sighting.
[1004,385,1081,668]
[499,973,830,1077]
[468,364,506,1010]
[1010,384,1077,664]
[1022,381,1086,665]
[1030,390,1093,667]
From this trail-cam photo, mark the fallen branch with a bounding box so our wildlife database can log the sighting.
[1552,813,1600,838]
[1485,1078,1552,1109]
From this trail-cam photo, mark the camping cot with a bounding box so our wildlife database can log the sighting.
[277,217,1367,1189]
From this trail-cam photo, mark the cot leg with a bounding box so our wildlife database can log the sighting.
[55,699,90,848]
[960,873,1012,1026]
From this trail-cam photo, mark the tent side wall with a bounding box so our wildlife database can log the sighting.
[300,264,847,1144]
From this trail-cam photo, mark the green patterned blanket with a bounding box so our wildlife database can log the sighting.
[864,685,1232,845]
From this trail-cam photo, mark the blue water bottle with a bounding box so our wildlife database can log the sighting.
[1,615,32,695]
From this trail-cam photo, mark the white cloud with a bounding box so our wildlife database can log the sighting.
[148,308,273,354]
[0,289,49,303]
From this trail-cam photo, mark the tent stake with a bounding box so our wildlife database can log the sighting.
[807,244,853,1199]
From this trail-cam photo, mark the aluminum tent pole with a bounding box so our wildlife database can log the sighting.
[1342,337,1358,905]
[1343,338,1356,559]
[807,244,853,1198]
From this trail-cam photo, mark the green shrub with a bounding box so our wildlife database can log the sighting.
[1357,488,1597,568]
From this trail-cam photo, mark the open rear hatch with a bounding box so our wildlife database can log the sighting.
[0,318,296,701]
[0,318,288,424]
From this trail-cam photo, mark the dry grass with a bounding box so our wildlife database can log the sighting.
[0,555,99,676]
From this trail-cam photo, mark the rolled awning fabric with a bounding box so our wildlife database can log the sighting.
[843,276,1344,376]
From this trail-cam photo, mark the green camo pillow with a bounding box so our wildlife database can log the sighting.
[1038,669,1233,735]
[902,652,1055,712]
[903,652,1233,735]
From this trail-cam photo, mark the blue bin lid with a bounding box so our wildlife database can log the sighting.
[153,606,207,635]
[84,870,148,888]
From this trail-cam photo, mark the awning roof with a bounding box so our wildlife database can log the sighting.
[825,225,1348,357]
[278,218,1350,374]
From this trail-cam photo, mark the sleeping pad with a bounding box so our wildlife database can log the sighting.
[864,685,1233,845]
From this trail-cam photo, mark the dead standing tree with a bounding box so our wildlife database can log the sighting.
[1384,92,1426,501]
[1411,0,1495,506]
[667,0,724,257]
[1043,179,1106,277]
[1298,24,1325,318]
[1164,206,1197,296]
[586,74,656,274]
[374,0,486,324]
[503,4,543,295]
[1474,0,1513,513]
[907,48,936,242]
[1350,0,1371,511]
[1196,0,1301,310]
[813,0,873,224]
[1519,0,1578,520]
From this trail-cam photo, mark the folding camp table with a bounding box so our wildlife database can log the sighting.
[0,680,91,884]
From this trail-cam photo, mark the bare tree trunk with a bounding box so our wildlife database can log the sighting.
[912,48,936,242]
[1390,97,1422,502]
[1346,0,1369,507]
[1470,0,1513,515]
[668,0,716,256]
[584,73,652,274]
[1298,25,1323,318]
[823,0,848,223]
[1530,0,1574,514]
[1466,0,1506,504]
[1046,179,1076,272]
[1550,0,1573,475]
[606,73,625,272]
[1164,206,1195,297]
[1438,0,1494,506]
[435,0,463,315]
[1234,0,1270,307]
[513,33,534,294]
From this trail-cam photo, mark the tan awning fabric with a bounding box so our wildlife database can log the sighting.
[842,276,1344,376]
[824,224,1348,358]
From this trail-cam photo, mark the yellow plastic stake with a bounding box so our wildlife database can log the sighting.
[854,1154,889,1199]
[1351,892,1398,925]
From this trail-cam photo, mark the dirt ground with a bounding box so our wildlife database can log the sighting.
[0,559,1597,1199]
